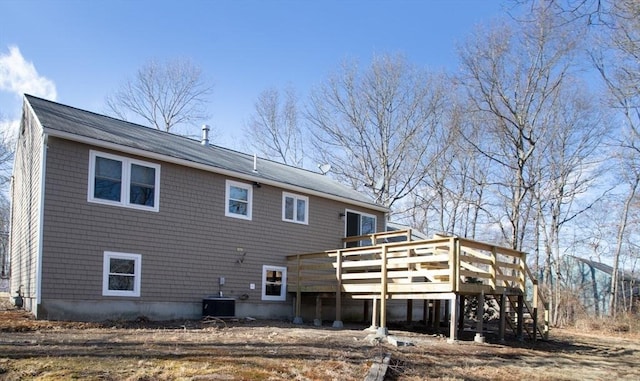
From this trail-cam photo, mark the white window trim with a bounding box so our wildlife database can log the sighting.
[282,192,309,225]
[88,150,161,212]
[102,251,142,297]
[261,265,287,301]
[225,180,253,220]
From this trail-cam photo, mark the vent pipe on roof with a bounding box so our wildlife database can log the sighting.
[201,124,210,145]
[253,154,258,172]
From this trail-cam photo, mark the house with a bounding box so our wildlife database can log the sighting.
[561,255,639,316]
[9,95,388,321]
[385,221,429,241]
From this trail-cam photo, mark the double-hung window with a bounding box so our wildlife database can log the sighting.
[225,180,253,220]
[89,151,160,212]
[262,265,287,301]
[282,192,308,224]
[102,251,141,297]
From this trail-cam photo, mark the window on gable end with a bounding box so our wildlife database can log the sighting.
[89,150,160,212]
[130,164,156,207]
[94,156,122,202]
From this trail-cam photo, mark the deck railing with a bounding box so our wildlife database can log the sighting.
[288,232,529,296]
[287,230,549,339]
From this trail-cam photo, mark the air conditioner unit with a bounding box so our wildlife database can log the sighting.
[202,297,235,318]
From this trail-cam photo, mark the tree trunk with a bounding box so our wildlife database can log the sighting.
[590,265,599,317]
[609,176,639,317]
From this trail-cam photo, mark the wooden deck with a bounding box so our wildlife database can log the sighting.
[287,230,549,342]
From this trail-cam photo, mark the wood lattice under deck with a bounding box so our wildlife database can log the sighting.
[287,230,549,342]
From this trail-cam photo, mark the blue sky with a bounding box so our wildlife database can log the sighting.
[0,0,508,147]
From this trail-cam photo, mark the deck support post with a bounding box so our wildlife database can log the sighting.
[544,304,550,340]
[314,294,322,326]
[457,295,465,338]
[433,300,441,329]
[370,298,378,330]
[377,245,389,336]
[444,300,450,326]
[474,291,485,343]
[499,292,506,343]
[363,299,369,325]
[423,299,428,325]
[448,294,459,343]
[293,254,303,324]
[532,282,539,342]
[333,250,343,329]
[407,244,415,325]
[516,294,524,341]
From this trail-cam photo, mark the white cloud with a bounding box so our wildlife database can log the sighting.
[0,118,18,144]
[0,45,57,100]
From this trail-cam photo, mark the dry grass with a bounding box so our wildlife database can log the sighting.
[573,312,640,337]
[383,328,640,380]
[0,304,639,380]
[0,307,373,381]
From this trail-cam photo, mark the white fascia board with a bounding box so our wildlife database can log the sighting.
[44,128,389,213]
[36,132,47,308]
[24,98,46,309]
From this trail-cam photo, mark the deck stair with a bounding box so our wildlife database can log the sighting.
[499,293,548,341]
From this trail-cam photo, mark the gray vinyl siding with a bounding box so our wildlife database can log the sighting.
[9,106,44,311]
[40,138,385,309]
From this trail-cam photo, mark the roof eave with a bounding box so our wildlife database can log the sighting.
[43,127,389,213]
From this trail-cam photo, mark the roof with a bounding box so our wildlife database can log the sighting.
[386,222,429,241]
[24,94,387,212]
[569,255,640,282]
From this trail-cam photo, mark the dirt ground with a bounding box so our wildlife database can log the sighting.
[0,301,638,381]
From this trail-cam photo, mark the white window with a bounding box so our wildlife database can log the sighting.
[102,251,141,297]
[225,180,253,220]
[262,265,287,301]
[282,192,308,224]
[88,150,160,212]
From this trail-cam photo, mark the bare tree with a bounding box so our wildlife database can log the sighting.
[609,165,639,317]
[514,0,610,25]
[457,6,581,251]
[306,54,447,209]
[513,0,640,320]
[244,86,304,167]
[0,113,14,280]
[106,58,213,134]
[402,98,492,239]
[0,113,14,185]
[589,0,640,316]
[533,80,610,325]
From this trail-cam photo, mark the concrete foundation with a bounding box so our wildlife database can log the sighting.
[36,299,293,322]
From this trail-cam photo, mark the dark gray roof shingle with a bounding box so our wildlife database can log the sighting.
[25,94,385,211]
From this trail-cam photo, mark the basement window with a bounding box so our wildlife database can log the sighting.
[262,265,287,301]
[102,251,141,297]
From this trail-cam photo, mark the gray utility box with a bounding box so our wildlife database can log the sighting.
[202,297,235,318]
